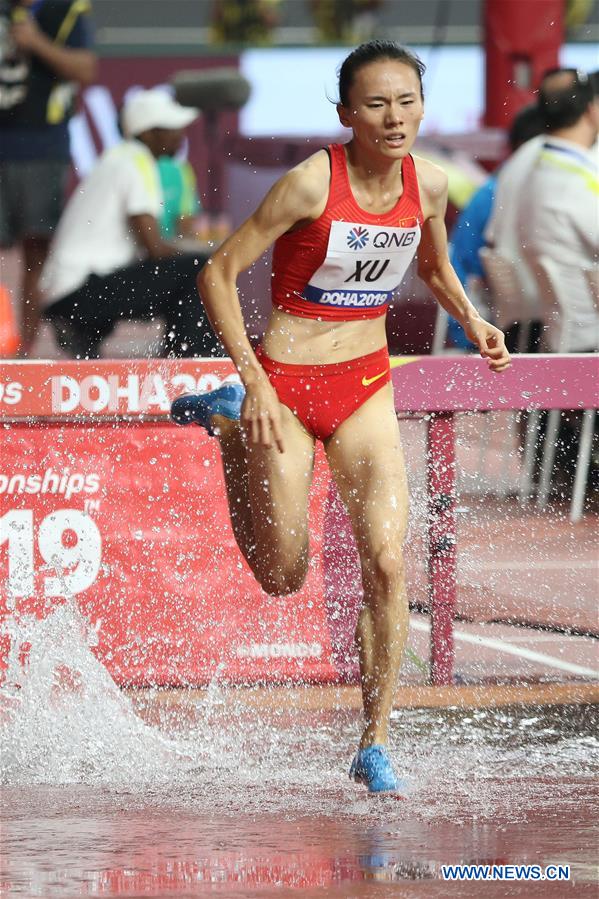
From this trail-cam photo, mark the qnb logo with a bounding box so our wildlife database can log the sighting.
[346,226,369,250]
[373,229,417,249]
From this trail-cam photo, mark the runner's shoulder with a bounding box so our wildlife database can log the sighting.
[277,149,331,213]
[412,154,448,202]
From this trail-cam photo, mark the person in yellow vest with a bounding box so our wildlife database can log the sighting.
[0,0,97,355]
[157,154,201,241]
[40,89,220,359]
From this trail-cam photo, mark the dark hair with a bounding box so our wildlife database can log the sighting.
[338,40,426,106]
[538,67,594,131]
[507,103,544,151]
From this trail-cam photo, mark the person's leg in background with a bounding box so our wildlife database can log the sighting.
[5,161,71,355]
[46,275,116,359]
[46,252,219,358]
[108,253,221,357]
[0,164,19,354]
[136,253,221,357]
[21,236,50,354]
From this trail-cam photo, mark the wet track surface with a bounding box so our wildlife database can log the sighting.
[1,395,598,896]
[2,699,598,897]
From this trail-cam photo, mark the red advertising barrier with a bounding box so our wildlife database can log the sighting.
[1,356,597,686]
[0,360,361,686]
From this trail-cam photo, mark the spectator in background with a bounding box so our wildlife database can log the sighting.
[484,67,596,336]
[311,0,383,43]
[592,69,599,121]
[211,0,280,45]
[448,103,544,350]
[116,100,202,242]
[157,153,201,241]
[518,69,599,489]
[40,89,220,359]
[0,0,96,355]
[518,68,599,352]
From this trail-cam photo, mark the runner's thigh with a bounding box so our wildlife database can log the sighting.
[246,403,316,560]
[324,384,409,558]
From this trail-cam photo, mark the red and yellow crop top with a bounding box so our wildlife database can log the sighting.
[271,143,423,321]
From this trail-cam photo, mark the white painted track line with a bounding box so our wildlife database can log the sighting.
[475,560,598,572]
[410,618,599,678]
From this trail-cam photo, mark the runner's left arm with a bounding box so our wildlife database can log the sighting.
[416,159,511,373]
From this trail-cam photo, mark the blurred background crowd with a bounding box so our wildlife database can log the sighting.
[0,0,597,363]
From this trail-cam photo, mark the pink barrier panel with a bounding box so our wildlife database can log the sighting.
[388,354,598,412]
[1,356,597,686]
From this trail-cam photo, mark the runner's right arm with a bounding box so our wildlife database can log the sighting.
[197,152,329,450]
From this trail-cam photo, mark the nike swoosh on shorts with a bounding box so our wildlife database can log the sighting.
[361,370,387,387]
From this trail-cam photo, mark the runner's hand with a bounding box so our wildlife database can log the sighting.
[241,377,286,453]
[464,318,511,373]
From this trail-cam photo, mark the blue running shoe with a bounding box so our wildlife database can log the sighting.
[170,382,245,435]
[349,745,405,794]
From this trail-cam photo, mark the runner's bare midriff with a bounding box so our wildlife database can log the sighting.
[261,309,388,365]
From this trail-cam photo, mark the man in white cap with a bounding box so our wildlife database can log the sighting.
[40,88,220,358]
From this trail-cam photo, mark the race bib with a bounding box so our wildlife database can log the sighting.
[301,219,421,309]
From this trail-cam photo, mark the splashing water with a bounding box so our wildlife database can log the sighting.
[0,602,195,786]
[1,598,598,896]
[1,599,597,831]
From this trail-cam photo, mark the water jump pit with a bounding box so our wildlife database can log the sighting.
[1,356,598,896]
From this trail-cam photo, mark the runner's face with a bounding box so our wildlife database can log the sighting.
[339,60,424,158]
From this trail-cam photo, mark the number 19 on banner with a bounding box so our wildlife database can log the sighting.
[0,510,102,602]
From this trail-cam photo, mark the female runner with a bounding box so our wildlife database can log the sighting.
[172,40,511,793]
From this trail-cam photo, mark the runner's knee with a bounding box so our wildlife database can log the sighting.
[255,557,309,597]
[362,548,405,597]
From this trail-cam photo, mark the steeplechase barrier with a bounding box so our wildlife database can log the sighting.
[1,355,596,686]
